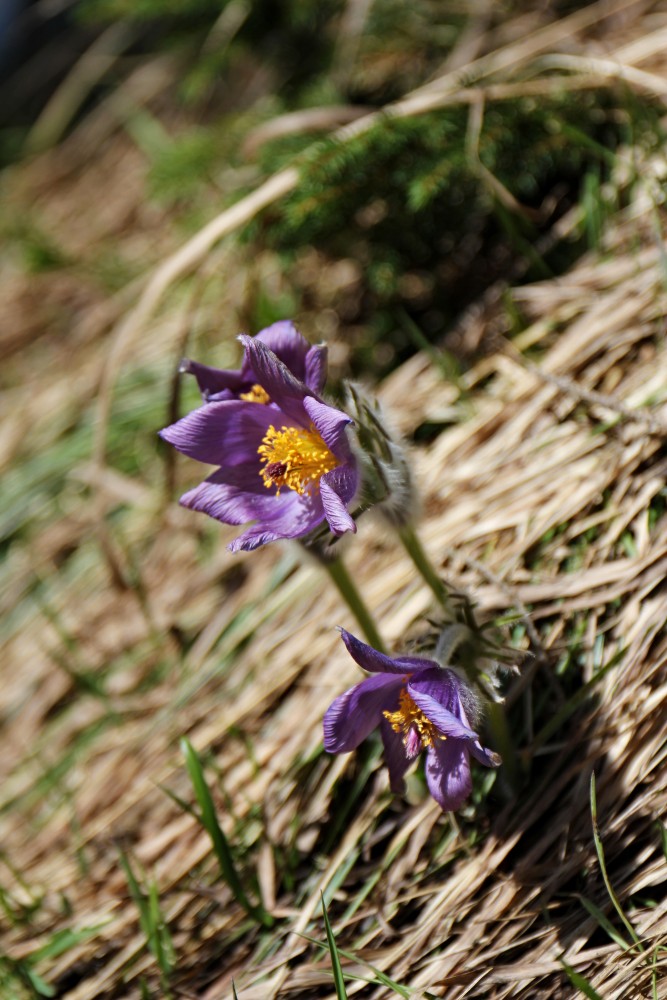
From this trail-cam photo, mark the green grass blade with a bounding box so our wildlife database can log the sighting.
[118,850,173,994]
[335,954,409,997]
[23,966,56,997]
[300,931,411,997]
[232,981,240,999]
[180,738,272,928]
[118,849,150,937]
[157,782,198,820]
[590,773,643,953]
[578,895,630,951]
[560,959,604,999]
[650,945,667,1000]
[321,893,348,1000]
[29,925,108,964]
[148,879,174,985]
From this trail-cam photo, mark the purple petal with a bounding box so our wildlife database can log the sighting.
[181,479,250,526]
[181,323,325,404]
[180,464,306,525]
[338,629,441,676]
[225,489,337,549]
[321,461,359,509]
[303,397,353,459]
[323,673,403,753]
[320,478,356,536]
[228,523,284,551]
[425,739,472,811]
[408,666,464,714]
[160,400,273,467]
[255,321,310,381]
[408,672,479,742]
[226,487,327,550]
[240,335,311,424]
[469,741,502,768]
[338,630,411,675]
[180,359,245,399]
[180,462,327,548]
[304,345,328,393]
[229,495,326,549]
[380,718,412,794]
[206,388,240,402]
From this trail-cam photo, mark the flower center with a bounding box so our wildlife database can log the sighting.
[258,424,339,495]
[383,688,446,758]
[240,383,270,404]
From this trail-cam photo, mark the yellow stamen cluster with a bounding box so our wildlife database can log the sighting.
[383,688,446,750]
[240,383,270,404]
[258,424,339,495]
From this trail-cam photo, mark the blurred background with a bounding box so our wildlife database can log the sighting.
[4,0,662,381]
[2,1,667,997]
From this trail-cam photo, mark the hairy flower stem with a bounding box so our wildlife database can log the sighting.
[456,656,518,797]
[324,558,387,653]
[484,700,518,795]
[398,523,452,613]
[433,625,518,798]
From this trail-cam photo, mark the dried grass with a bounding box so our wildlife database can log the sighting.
[2,2,667,998]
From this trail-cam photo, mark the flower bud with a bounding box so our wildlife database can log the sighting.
[344,382,418,527]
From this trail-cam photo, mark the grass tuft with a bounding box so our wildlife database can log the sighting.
[560,959,604,1000]
[118,850,174,994]
[321,893,348,1000]
[590,773,643,954]
[180,738,273,928]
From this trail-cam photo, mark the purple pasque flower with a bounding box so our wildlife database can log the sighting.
[180,320,328,403]
[160,334,358,551]
[323,630,501,811]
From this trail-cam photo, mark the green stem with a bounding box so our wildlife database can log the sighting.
[324,557,387,653]
[484,699,519,795]
[398,523,451,612]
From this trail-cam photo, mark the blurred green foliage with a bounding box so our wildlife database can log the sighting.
[2,0,665,376]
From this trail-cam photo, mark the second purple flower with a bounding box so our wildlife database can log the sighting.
[324,630,501,811]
